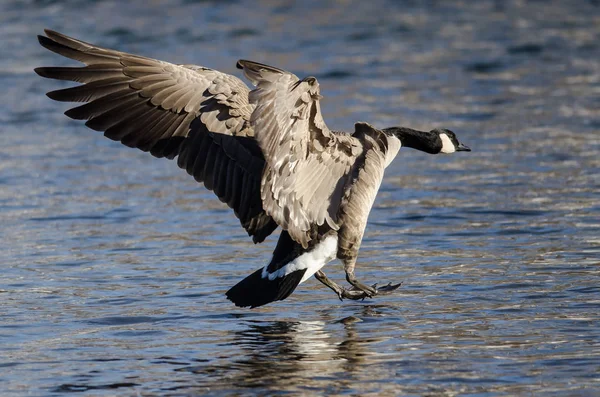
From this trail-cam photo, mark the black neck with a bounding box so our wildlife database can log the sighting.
[383,127,440,154]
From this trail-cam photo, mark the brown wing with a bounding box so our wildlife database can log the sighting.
[35,30,276,242]
[237,60,362,248]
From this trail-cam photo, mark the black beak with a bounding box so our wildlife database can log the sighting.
[457,143,471,152]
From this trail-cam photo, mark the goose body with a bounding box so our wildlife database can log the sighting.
[35,30,470,308]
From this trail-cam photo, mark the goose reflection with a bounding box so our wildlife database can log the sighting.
[186,314,388,391]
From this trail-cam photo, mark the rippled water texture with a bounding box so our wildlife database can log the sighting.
[1,0,599,395]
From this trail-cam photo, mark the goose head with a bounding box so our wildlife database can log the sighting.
[431,128,471,154]
[383,126,470,154]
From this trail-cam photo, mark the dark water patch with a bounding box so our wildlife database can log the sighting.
[4,110,38,124]
[228,28,260,38]
[92,298,141,306]
[425,213,467,221]
[546,152,575,162]
[473,283,540,291]
[109,246,152,252]
[320,69,355,79]
[376,213,465,228]
[447,230,483,237]
[571,302,600,309]
[496,227,562,236]
[1,324,33,331]
[159,315,195,324]
[51,382,139,393]
[182,0,238,4]
[488,97,513,106]
[578,42,598,52]
[29,210,137,224]
[568,286,600,294]
[88,316,158,326]
[104,27,157,45]
[464,209,546,217]
[112,330,167,337]
[0,362,20,368]
[105,27,135,38]
[435,376,515,384]
[465,60,505,73]
[584,119,600,129]
[527,265,583,272]
[55,260,92,267]
[152,357,191,365]
[86,358,123,362]
[175,363,217,374]
[346,31,377,42]
[22,0,63,7]
[272,3,294,14]
[3,283,28,288]
[507,43,544,55]
[540,357,600,367]
[393,215,429,221]
[30,214,112,222]
[393,23,412,33]
[465,295,507,303]
[523,293,569,300]
[107,207,133,214]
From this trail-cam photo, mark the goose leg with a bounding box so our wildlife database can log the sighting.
[315,271,371,300]
[345,271,403,295]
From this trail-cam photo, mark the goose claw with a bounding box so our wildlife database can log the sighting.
[316,270,401,302]
[377,281,402,293]
[345,281,402,298]
[346,272,378,297]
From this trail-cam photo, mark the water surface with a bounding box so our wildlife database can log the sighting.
[1,0,599,395]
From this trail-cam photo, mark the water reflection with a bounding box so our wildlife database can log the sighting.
[184,315,387,392]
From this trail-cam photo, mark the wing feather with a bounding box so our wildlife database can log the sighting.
[237,60,362,247]
[36,30,276,242]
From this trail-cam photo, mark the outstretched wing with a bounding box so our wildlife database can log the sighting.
[35,30,276,242]
[237,60,362,248]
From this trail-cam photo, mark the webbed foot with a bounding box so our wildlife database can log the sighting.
[375,281,402,293]
[315,271,402,301]
[346,271,378,297]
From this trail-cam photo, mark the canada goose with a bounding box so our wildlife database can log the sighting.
[35,30,470,308]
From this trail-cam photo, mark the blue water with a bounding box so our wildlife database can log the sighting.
[1,0,599,395]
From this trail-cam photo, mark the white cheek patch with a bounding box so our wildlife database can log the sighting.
[440,133,456,154]
[261,234,338,284]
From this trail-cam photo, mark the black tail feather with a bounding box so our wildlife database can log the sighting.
[226,267,306,308]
